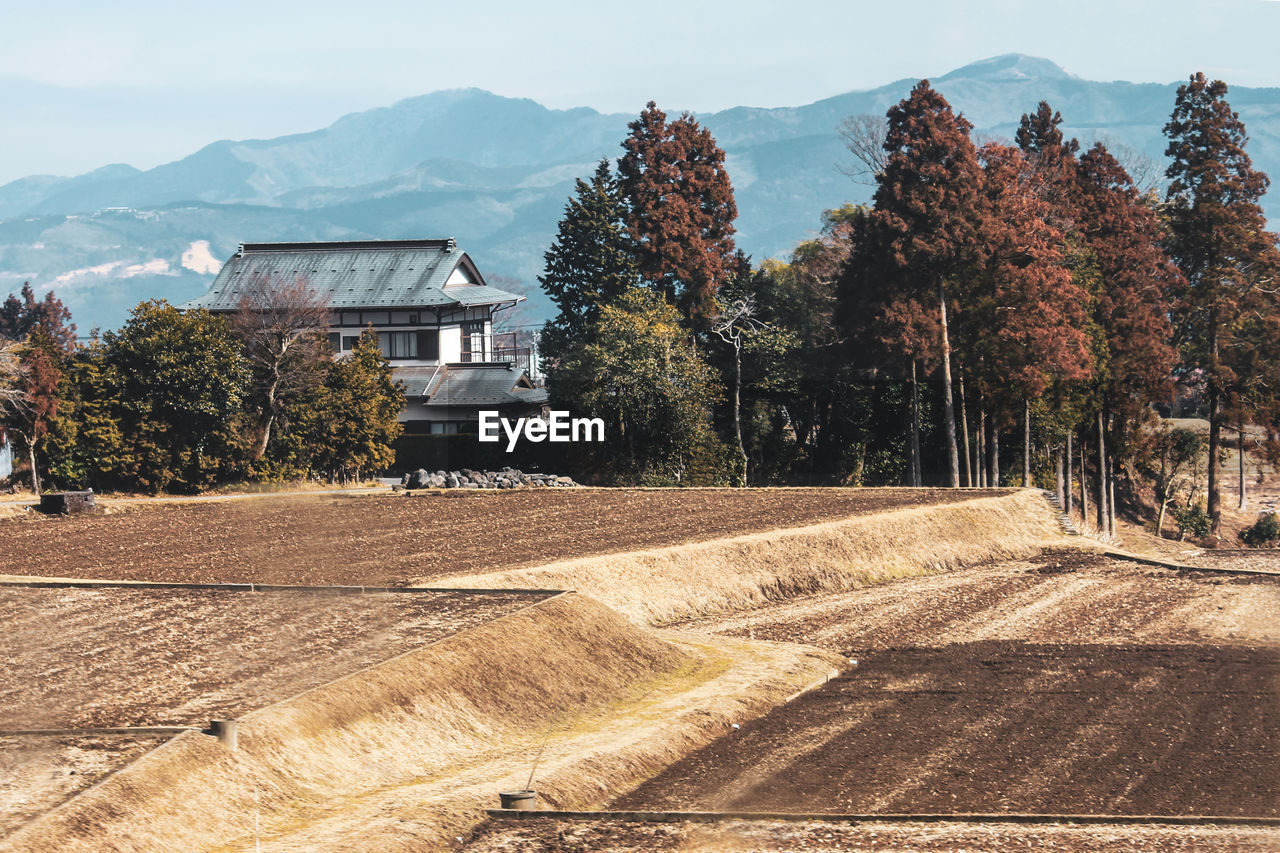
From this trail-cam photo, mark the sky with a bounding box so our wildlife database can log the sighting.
[2,0,1279,185]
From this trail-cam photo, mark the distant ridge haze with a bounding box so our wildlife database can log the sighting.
[3,55,1279,332]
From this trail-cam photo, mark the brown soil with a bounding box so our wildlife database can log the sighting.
[0,587,543,728]
[464,816,1280,852]
[612,642,1280,818]
[676,550,1280,649]
[0,488,1006,586]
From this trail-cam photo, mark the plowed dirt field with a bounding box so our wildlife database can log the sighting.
[677,550,1280,648]
[0,587,544,729]
[466,816,1279,852]
[0,586,545,835]
[613,642,1280,817]
[0,488,1003,586]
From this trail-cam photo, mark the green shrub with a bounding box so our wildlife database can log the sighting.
[1173,500,1212,540]
[1240,512,1280,547]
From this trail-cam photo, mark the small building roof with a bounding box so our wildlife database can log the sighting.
[181,239,525,312]
[396,363,547,408]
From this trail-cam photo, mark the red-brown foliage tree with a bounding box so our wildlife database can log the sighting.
[870,80,987,486]
[618,101,738,322]
[1163,72,1280,534]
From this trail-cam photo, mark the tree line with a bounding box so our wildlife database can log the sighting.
[540,77,1280,541]
[0,280,403,494]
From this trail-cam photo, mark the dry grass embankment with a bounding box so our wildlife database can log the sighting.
[425,490,1066,626]
[3,593,839,853]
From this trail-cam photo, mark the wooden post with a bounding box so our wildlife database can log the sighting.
[209,719,238,751]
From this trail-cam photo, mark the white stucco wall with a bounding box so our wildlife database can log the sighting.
[439,326,462,363]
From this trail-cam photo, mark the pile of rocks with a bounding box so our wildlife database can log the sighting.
[401,467,578,490]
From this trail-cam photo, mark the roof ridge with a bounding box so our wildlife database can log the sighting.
[238,238,457,255]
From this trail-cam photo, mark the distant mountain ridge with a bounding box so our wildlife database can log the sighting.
[3,54,1279,332]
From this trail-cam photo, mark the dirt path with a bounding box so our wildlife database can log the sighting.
[0,488,1006,586]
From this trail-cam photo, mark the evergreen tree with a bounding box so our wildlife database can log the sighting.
[553,288,725,484]
[9,327,63,494]
[103,300,250,493]
[0,282,76,352]
[43,335,126,490]
[300,330,404,483]
[618,102,738,321]
[870,80,985,487]
[539,159,637,363]
[1163,72,1280,535]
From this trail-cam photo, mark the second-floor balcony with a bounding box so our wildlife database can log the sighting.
[462,331,534,374]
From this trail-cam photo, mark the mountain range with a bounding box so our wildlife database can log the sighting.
[3,54,1279,332]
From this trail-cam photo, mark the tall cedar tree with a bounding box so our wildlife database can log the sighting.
[967,144,1094,409]
[1077,143,1180,422]
[1015,102,1080,216]
[871,80,985,486]
[618,102,738,322]
[11,327,63,493]
[539,159,638,362]
[1163,73,1280,535]
[0,282,76,352]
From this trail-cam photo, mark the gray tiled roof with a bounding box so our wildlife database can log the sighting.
[395,363,547,408]
[180,239,524,311]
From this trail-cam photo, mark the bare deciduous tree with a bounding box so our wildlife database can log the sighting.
[838,114,888,184]
[232,274,331,461]
[0,337,27,412]
[712,295,767,485]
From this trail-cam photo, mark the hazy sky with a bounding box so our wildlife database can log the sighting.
[2,0,1279,184]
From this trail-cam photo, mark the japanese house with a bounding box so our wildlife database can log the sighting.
[182,239,547,434]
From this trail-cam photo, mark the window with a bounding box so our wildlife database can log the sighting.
[342,335,359,351]
[340,311,360,326]
[417,329,439,360]
[380,331,418,359]
[461,320,486,362]
[429,421,460,435]
[364,310,390,326]
[327,333,341,352]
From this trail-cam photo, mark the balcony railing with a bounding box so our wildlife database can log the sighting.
[461,332,535,374]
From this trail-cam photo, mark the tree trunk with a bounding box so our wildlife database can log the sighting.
[253,379,280,462]
[1080,434,1089,531]
[1023,399,1032,488]
[1207,326,1221,537]
[25,438,39,496]
[1055,445,1065,508]
[731,344,747,486]
[937,282,960,487]
[1065,430,1074,518]
[958,366,972,487]
[977,409,986,488]
[255,412,275,462]
[1097,410,1109,536]
[1238,414,1247,511]
[909,361,922,487]
[989,419,1000,488]
[1157,499,1169,539]
[1109,469,1117,537]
